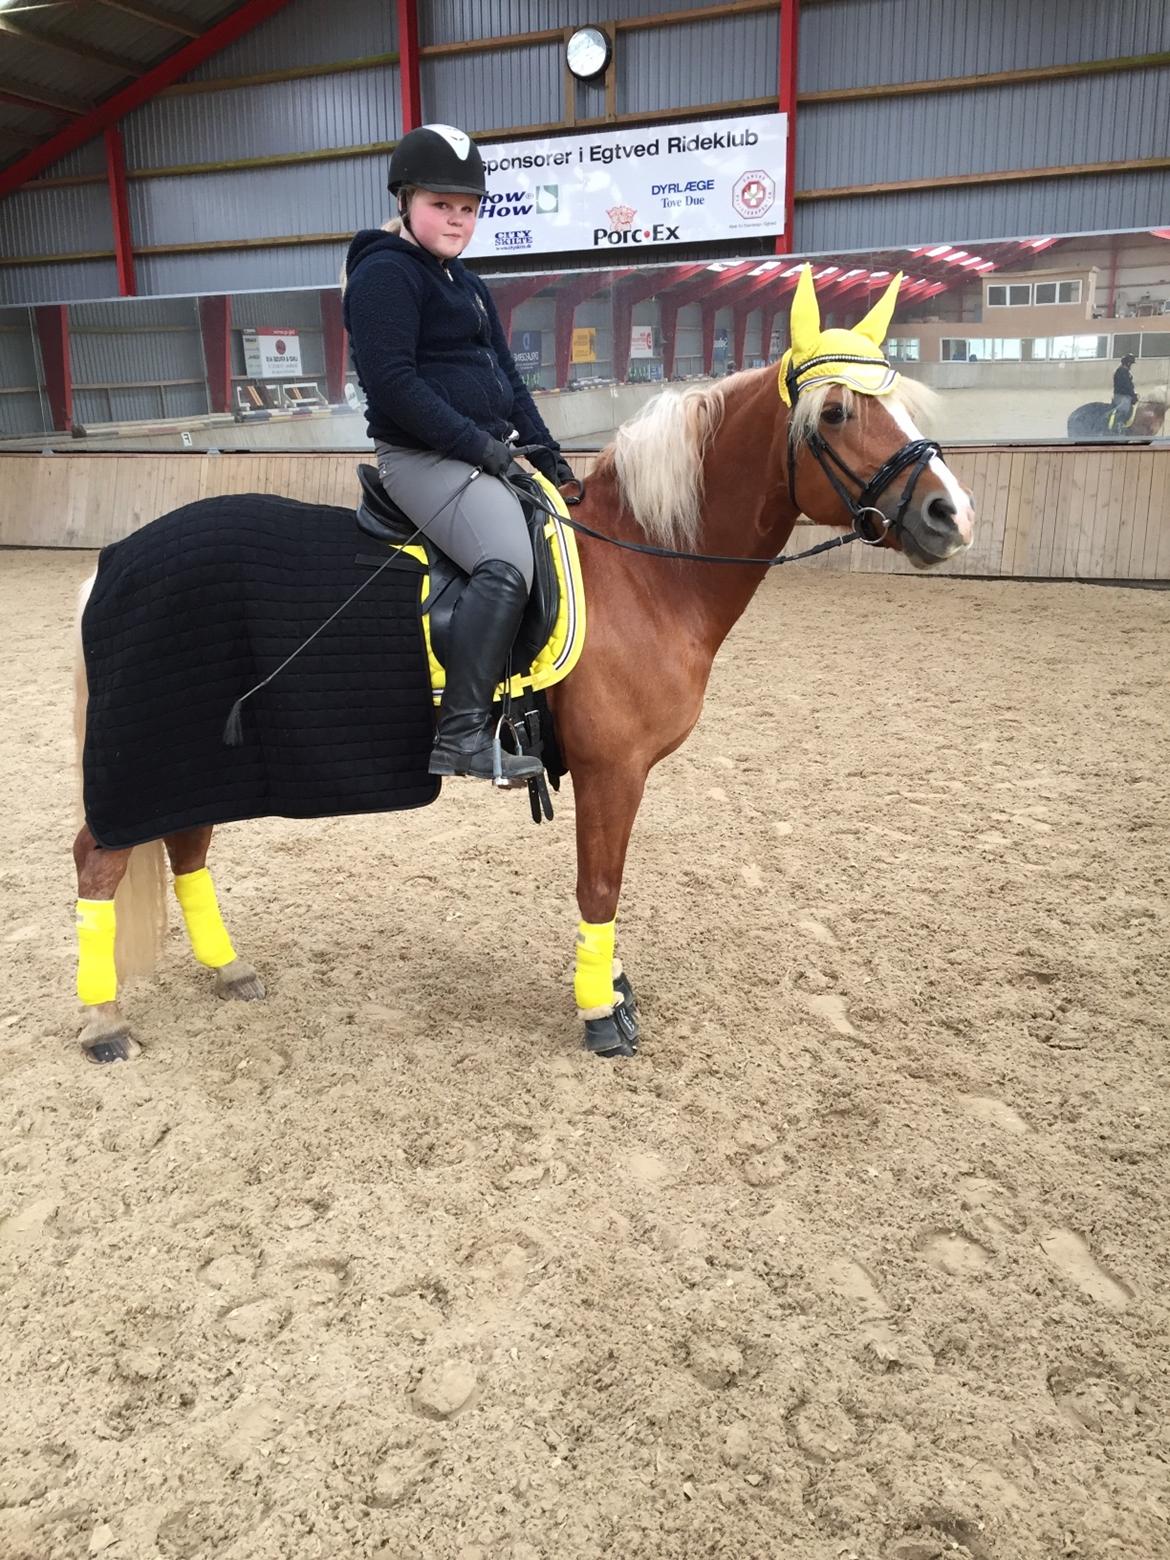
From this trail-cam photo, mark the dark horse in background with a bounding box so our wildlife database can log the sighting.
[71,268,975,1064]
[1066,398,1167,439]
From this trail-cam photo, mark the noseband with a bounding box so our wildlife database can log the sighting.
[787,379,942,545]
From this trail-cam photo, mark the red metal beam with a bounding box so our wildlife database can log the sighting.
[659,262,758,314]
[0,0,298,198]
[777,0,799,254]
[487,275,553,341]
[34,305,72,433]
[396,0,422,132]
[610,265,707,383]
[319,289,347,404]
[198,295,232,414]
[554,270,627,387]
[104,124,136,297]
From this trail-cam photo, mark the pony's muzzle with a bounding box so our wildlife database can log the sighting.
[902,488,974,565]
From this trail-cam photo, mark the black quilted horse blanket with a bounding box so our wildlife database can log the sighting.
[82,493,440,849]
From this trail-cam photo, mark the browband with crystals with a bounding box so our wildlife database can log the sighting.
[784,351,894,402]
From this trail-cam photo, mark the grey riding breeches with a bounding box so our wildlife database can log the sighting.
[375,442,534,590]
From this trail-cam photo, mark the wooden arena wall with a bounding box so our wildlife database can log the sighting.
[1,446,1167,581]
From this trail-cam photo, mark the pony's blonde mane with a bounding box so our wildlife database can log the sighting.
[610,380,729,549]
[608,371,940,548]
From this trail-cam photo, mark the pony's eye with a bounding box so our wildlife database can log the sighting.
[822,403,847,426]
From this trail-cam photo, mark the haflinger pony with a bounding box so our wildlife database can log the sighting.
[72,265,974,1064]
[1066,397,1167,439]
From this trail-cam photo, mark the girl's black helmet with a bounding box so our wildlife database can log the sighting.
[388,124,487,197]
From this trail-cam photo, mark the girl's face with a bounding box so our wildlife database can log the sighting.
[407,188,480,260]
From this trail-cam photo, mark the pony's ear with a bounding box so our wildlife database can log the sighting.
[789,264,821,358]
[854,272,903,346]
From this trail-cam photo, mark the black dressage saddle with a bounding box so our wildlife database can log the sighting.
[354,463,561,677]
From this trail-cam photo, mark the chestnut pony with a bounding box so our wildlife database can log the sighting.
[72,267,974,1063]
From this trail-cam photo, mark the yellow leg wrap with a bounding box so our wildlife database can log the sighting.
[174,868,236,969]
[574,918,616,1013]
[76,898,117,1006]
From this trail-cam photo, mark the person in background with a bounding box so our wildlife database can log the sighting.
[1109,352,1138,430]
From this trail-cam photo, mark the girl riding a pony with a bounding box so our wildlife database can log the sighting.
[342,123,575,787]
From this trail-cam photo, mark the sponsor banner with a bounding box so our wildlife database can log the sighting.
[242,329,302,378]
[465,112,786,260]
[630,325,655,359]
[571,327,597,365]
[511,329,542,372]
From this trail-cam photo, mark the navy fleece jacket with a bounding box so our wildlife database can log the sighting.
[342,229,558,465]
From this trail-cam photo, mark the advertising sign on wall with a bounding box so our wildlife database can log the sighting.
[630,325,655,358]
[242,329,302,378]
[510,329,542,372]
[465,112,786,261]
[571,327,597,364]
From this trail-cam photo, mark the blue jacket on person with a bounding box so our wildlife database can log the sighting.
[342,229,556,467]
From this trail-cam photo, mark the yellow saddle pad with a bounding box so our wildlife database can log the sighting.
[393,471,587,704]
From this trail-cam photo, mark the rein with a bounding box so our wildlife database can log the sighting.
[515,403,943,568]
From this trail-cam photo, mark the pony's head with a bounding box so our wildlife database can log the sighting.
[780,266,974,568]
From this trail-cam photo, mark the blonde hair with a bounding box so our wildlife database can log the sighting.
[610,382,728,549]
[338,195,411,292]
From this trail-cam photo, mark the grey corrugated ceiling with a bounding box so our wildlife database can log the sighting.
[0,0,248,174]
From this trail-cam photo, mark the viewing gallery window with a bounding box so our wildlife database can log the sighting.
[885,337,920,360]
[985,279,1082,308]
[986,283,1033,307]
[1034,280,1082,305]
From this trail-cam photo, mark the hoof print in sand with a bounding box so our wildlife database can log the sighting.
[959,1094,1030,1134]
[790,1399,856,1462]
[917,1230,992,1277]
[688,1336,744,1389]
[220,1296,290,1342]
[412,1360,478,1419]
[1039,1228,1132,1309]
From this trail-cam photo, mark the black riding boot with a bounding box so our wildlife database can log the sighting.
[428,558,543,783]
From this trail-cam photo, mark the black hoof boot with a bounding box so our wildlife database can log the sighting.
[583,1013,635,1059]
[612,995,639,1052]
[614,972,639,1021]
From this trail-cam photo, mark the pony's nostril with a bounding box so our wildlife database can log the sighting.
[926,494,957,526]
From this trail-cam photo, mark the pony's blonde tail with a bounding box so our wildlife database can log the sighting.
[75,575,167,983]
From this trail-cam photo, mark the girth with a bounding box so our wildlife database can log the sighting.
[354,463,561,676]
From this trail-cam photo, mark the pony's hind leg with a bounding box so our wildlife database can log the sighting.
[164,827,265,1001]
[73,824,139,1063]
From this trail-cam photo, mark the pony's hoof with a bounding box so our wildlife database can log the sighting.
[583,1014,635,1059]
[79,1010,141,1065]
[83,1034,139,1064]
[215,960,266,1002]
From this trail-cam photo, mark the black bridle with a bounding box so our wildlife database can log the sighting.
[782,351,942,545]
[794,425,943,546]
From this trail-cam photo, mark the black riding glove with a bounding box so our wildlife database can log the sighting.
[526,446,575,488]
[478,436,516,477]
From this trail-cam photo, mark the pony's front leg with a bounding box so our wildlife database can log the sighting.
[571,762,647,1058]
[73,825,138,1064]
[164,827,265,1001]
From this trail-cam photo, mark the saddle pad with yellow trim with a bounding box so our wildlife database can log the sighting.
[366,470,587,705]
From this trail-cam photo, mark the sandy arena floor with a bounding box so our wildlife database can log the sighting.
[2,549,1168,1560]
